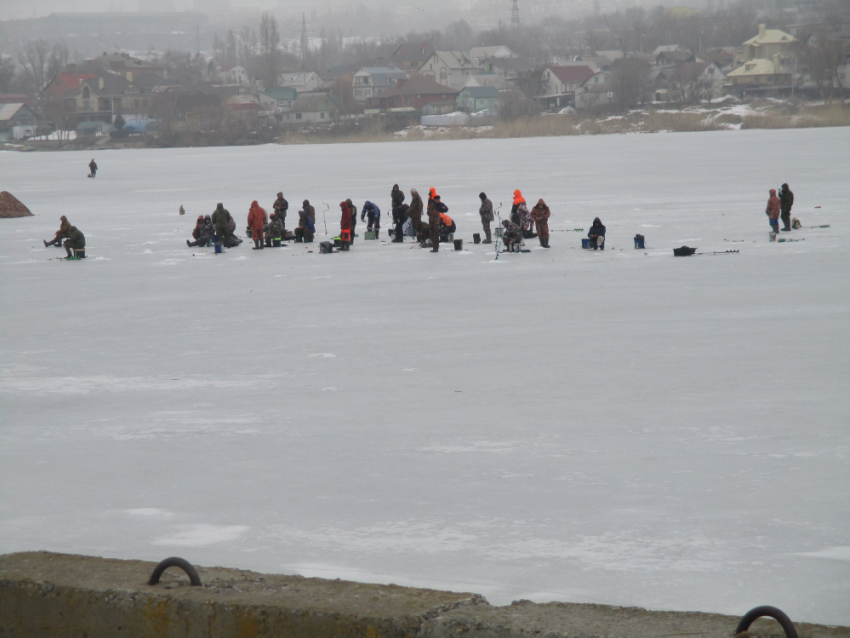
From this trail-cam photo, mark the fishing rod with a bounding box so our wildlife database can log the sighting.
[321,202,329,235]
[494,201,503,260]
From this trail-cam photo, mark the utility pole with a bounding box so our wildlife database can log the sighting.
[511,0,520,31]
[300,14,309,69]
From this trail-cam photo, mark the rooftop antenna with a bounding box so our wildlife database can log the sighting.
[300,13,309,68]
[511,0,520,30]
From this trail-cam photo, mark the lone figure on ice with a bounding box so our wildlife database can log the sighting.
[588,217,606,250]
[88,159,98,178]
[779,183,794,232]
[765,189,781,235]
[44,215,71,247]
[479,192,494,244]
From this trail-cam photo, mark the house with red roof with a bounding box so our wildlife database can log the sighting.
[44,73,97,103]
[538,65,596,109]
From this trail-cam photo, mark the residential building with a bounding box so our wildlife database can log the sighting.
[86,52,165,81]
[352,66,408,102]
[44,73,96,102]
[727,59,792,94]
[539,65,596,109]
[421,100,457,115]
[281,94,338,124]
[218,65,249,85]
[663,61,727,102]
[0,103,39,141]
[456,85,500,112]
[736,24,797,70]
[654,50,695,69]
[368,76,460,111]
[64,75,153,124]
[416,51,479,90]
[574,72,613,109]
[279,71,325,94]
[386,42,435,72]
[259,87,298,114]
[151,92,222,123]
[480,57,537,88]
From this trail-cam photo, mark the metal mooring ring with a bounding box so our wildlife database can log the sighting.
[148,557,202,587]
[735,606,798,638]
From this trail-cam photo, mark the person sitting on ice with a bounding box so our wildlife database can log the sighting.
[88,159,98,178]
[264,213,283,246]
[765,189,781,235]
[187,215,205,247]
[588,217,606,250]
[501,219,523,253]
[64,226,86,258]
[361,200,381,238]
[294,209,315,243]
[44,215,71,248]
[438,212,456,242]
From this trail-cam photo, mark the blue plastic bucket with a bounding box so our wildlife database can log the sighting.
[581,238,591,249]
[214,242,223,254]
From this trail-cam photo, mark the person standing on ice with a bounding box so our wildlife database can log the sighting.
[211,203,231,246]
[779,183,794,232]
[44,215,71,247]
[765,189,781,235]
[408,189,424,234]
[273,193,288,231]
[346,199,357,243]
[510,190,526,226]
[391,184,406,242]
[248,200,268,250]
[88,159,97,178]
[531,199,551,248]
[391,184,405,214]
[427,194,447,252]
[478,192,494,244]
[340,201,352,248]
[362,201,381,238]
[588,217,606,250]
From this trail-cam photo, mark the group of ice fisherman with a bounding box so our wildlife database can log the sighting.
[181,186,611,254]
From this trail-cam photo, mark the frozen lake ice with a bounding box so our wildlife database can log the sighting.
[1,128,848,625]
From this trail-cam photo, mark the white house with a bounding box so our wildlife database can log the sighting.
[281,94,337,124]
[416,51,480,90]
[574,72,613,110]
[352,66,408,102]
[218,65,248,85]
[538,65,596,109]
[279,71,325,94]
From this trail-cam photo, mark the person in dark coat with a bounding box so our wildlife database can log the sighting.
[88,159,97,178]
[346,198,357,243]
[588,217,606,250]
[362,201,381,237]
[302,200,315,225]
[479,193,494,243]
[439,212,456,242]
[530,199,551,248]
[510,190,525,225]
[392,203,409,242]
[266,213,284,244]
[211,203,230,245]
[408,189,424,234]
[64,226,85,257]
[501,219,522,252]
[294,209,315,243]
[44,215,72,247]
[391,184,405,211]
[273,193,288,230]
[779,183,794,232]
[340,201,352,248]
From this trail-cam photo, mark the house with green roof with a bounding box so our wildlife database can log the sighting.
[456,85,500,113]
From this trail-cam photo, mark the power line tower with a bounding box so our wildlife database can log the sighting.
[510,0,520,30]
[300,14,309,67]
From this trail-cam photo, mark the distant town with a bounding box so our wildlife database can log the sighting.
[0,0,848,148]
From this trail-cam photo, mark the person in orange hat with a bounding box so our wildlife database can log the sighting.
[510,189,526,226]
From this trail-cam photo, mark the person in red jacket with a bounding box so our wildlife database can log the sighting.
[765,188,781,235]
[247,200,267,250]
[340,200,352,249]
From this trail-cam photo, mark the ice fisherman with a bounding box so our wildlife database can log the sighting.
[427,194,448,252]
[501,219,522,253]
[211,203,235,247]
[266,213,284,246]
[392,203,409,243]
[340,201,352,247]
[362,201,381,237]
[779,183,794,232]
[439,211,456,242]
[187,215,210,247]
[530,199,551,248]
[44,215,71,248]
[248,200,268,250]
[64,226,85,258]
[588,217,606,250]
[766,189,781,234]
[510,190,526,226]
[294,209,315,243]
[478,192,494,244]
[408,189,425,238]
[88,159,97,178]
[273,193,288,231]
[346,199,357,243]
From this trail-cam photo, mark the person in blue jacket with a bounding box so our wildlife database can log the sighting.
[295,208,316,242]
[361,201,381,238]
[588,217,606,250]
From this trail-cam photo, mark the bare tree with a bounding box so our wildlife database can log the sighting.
[608,57,651,112]
[258,12,282,89]
[796,27,848,103]
[238,27,258,81]
[17,40,51,114]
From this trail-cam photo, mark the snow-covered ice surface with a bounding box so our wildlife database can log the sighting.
[1,129,848,625]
